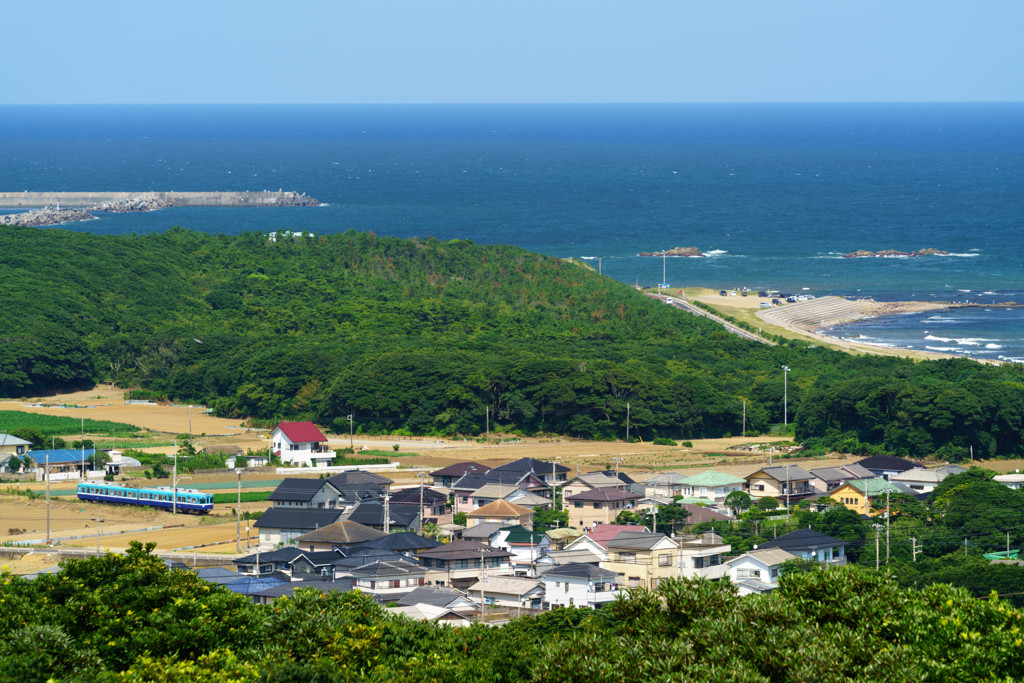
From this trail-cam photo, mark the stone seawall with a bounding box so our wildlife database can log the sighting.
[0,190,320,208]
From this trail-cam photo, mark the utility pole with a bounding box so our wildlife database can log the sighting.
[383,493,391,534]
[478,546,488,623]
[625,403,630,442]
[236,468,243,552]
[347,414,354,452]
[551,460,561,510]
[485,407,490,443]
[612,457,624,482]
[885,490,891,564]
[785,464,791,521]
[172,442,178,515]
[45,453,51,545]
[1007,531,1011,556]
[782,366,790,428]
[875,527,880,571]
[911,537,918,562]
[416,471,429,535]
[742,399,746,438]
[81,416,85,480]
[964,538,968,556]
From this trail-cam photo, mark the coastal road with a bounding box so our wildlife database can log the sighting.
[652,294,776,345]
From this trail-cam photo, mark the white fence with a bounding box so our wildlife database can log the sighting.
[273,463,402,475]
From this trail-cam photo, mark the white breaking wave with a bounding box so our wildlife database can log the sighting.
[946,253,981,257]
[986,343,1004,350]
[925,335,953,342]
[704,249,727,256]
[926,346,961,352]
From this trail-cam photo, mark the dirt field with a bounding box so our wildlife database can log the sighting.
[4,384,1018,577]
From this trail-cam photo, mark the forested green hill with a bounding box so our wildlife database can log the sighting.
[1,225,1022,456]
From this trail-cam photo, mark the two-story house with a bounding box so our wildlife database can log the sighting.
[541,563,620,609]
[829,477,913,516]
[757,528,847,565]
[565,489,641,530]
[602,530,680,590]
[466,499,533,529]
[679,471,746,503]
[267,478,342,509]
[415,540,513,589]
[726,548,799,595]
[560,472,628,501]
[270,422,333,467]
[745,465,814,502]
[889,465,966,493]
[430,461,489,488]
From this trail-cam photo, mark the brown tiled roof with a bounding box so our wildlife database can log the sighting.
[466,499,532,518]
[416,540,512,561]
[565,489,641,502]
[295,520,387,545]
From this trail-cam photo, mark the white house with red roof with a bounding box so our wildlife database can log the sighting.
[270,421,334,467]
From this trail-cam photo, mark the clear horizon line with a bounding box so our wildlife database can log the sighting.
[2,100,1023,107]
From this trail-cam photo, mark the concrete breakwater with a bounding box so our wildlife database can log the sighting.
[0,207,95,228]
[0,190,320,209]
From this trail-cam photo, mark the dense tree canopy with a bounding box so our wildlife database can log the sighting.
[2,225,1023,454]
[2,544,1024,681]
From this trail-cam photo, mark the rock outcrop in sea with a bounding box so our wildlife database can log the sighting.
[639,246,704,257]
[843,248,950,258]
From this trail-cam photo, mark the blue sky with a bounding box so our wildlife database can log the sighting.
[7,1,1022,104]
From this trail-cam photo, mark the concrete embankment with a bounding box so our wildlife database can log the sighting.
[0,190,320,208]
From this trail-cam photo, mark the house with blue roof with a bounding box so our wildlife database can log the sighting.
[27,448,96,478]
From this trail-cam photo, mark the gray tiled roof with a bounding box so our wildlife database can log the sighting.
[268,478,337,502]
[254,508,345,530]
[396,586,474,608]
[542,563,617,581]
[758,528,846,552]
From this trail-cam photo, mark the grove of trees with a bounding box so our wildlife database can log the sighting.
[2,542,1023,681]
[2,225,1023,457]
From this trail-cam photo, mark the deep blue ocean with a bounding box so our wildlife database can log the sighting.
[1,103,1022,362]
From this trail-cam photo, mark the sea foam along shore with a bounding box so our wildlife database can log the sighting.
[754,296,1010,364]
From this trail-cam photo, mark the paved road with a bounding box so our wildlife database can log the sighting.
[652,294,776,345]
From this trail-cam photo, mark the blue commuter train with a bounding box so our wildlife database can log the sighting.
[77,482,214,513]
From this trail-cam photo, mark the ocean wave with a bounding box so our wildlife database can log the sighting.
[925,346,961,352]
[946,253,981,257]
[999,356,1024,364]
[957,289,972,293]
[704,249,727,256]
[924,335,952,342]
[845,338,897,348]
[986,343,1003,350]
[926,316,956,322]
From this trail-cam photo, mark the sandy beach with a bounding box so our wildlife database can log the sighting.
[669,288,987,362]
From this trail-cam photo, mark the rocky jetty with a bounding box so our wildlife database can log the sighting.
[639,246,704,257]
[0,207,94,227]
[843,248,950,258]
[94,193,172,213]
